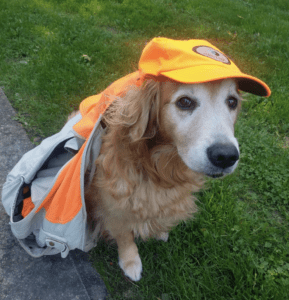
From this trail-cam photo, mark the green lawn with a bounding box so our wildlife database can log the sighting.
[1,0,289,299]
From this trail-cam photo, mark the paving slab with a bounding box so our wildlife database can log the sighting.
[0,88,108,300]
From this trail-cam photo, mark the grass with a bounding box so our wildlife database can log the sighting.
[1,0,289,299]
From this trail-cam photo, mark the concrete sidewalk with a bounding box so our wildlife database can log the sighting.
[0,88,108,300]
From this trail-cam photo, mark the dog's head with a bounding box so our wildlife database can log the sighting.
[159,78,241,178]
[103,78,241,180]
[100,38,270,184]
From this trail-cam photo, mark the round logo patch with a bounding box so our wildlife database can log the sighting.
[192,46,231,65]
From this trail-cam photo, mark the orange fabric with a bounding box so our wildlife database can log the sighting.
[22,197,35,218]
[34,140,87,224]
[73,71,143,139]
[20,143,85,223]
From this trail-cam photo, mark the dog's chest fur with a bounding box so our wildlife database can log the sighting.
[85,156,202,240]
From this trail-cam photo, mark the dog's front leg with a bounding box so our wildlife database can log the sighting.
[115,231,142,281]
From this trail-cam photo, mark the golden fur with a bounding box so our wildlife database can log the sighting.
[69,78,241,281]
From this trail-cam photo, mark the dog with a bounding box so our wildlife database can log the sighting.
[70,78,241,281]
[69,38,270,281]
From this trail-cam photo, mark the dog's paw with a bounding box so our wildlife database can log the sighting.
[119,254,142,281]
[156,232,169,242]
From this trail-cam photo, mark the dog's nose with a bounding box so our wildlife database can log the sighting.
[207,143,239,169]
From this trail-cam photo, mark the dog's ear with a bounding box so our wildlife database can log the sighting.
[101,80,161,142]
[128,80,161,142]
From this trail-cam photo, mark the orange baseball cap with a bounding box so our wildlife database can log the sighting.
[139,37,271,97]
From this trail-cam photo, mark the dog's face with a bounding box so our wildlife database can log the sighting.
[160,79,241,178]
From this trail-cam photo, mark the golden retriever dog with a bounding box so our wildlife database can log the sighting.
[72,77,241,281]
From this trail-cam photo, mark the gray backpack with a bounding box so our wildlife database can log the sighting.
[1,113,105,258]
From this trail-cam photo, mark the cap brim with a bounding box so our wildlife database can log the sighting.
[161,65,271,97]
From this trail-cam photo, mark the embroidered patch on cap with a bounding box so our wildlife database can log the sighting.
[193,46,231,65]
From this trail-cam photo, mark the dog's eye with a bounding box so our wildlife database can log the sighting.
[227,96,238,110]
[176,97,197,110]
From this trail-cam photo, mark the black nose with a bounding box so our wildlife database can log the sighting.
[207,143,239,169]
